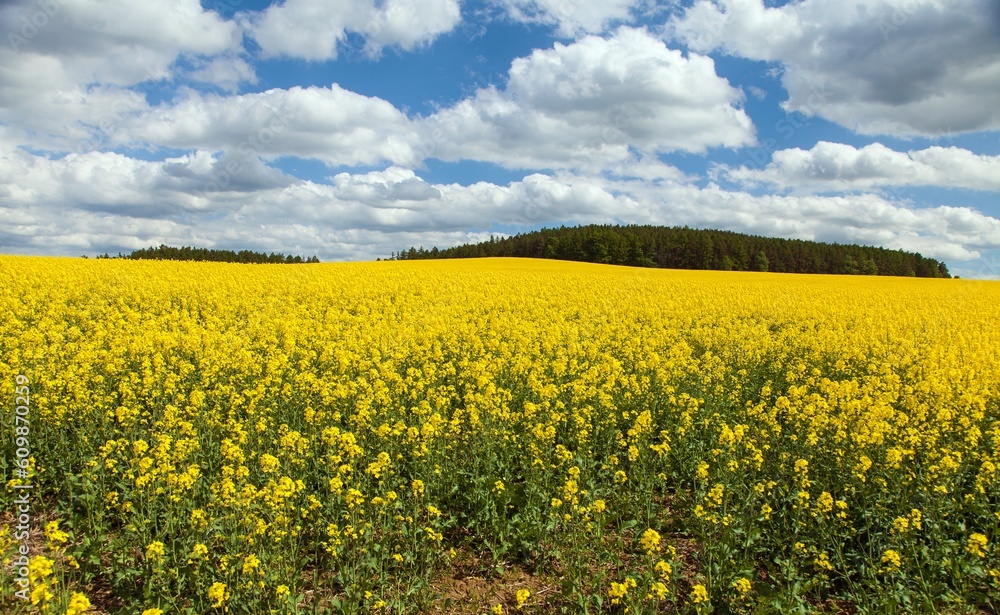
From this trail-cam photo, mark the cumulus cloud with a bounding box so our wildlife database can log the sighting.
[0,144,296,219]
[108,27,748,174]
[0,0,249,150]
[116,85,422,167]
[662,183,1000,262]
[495,0,650,36]
[3,142,998,265]
[720,142,1000,193]
[244,0,461,61]
[421,27,755,170]
[667,0,1000,136]
[188,56,259,93]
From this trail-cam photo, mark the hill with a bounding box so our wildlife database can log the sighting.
[391,224,950,277]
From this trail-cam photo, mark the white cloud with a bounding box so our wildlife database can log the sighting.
[3,142,998,266]
[720,141,1000,193]
[0,0,249,150]
[244,0,461,61]
[188,56,259,93]
[421,27,755,170]
[116,85,422,167]
[365,0,463,53]
[105,27,747,175]
[668,0,1000,136]
[495,0,649,36]
[0,144,295,218]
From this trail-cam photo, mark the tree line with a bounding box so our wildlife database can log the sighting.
[93,244,320,264]
[390,225,951,278]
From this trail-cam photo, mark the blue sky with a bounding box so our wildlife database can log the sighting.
[1,0,998,277]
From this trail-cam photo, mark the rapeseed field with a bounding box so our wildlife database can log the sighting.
[1,256,997,613]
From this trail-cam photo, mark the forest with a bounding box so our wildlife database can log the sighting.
[94,244,320,264]
[391,224,951,278]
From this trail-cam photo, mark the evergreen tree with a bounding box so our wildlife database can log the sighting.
[390,224,950,278]
[754,250,770,272]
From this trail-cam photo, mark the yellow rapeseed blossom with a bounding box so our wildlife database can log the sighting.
[967,533,988,558]
[608,577,637,605]
[65,592,91,615]
[881,549,902,572]
[648,581,668,600]
[145,541,166,562]
[690,584,710,604]
[208,582,229,609]
[2,256,998,613]
[29,555,55,585]
[515,588,530,609]
[655,560,673,580]
[259,454,280,474]
[732,578,752,598]
[44,520,69,545]
[640,528,661,555]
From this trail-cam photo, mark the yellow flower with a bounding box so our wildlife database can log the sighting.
[494,480,505,493]
[145,541,166,562]
[259,453,280,474]
[608,577,637,605]
[189,543,209,562]
[276,585,290,598]
[614,470,628,484]
[190,508,208,528]
[208,582,229,608]
[491,603,504,614]
[690,583,709,604]
[141,609,164,615]
[815,491,834,515]
[29,555,55,584]
[639,528,661,555]
[814,552,834,572]
[345,488,365,508]
[893,516,910,533]
[45,520,69,545]
[655,559,673,580]
[411,479,425,497]
[696,461,710,480]
[65,592,91,615]
[592,499,606,514]
[242,553,261,574]
[31,581,54,606]
[515,588,530,609]
[967,533,988,558]
[733,577,752,597]
[881,549,902,571]
[705,483,724,508]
